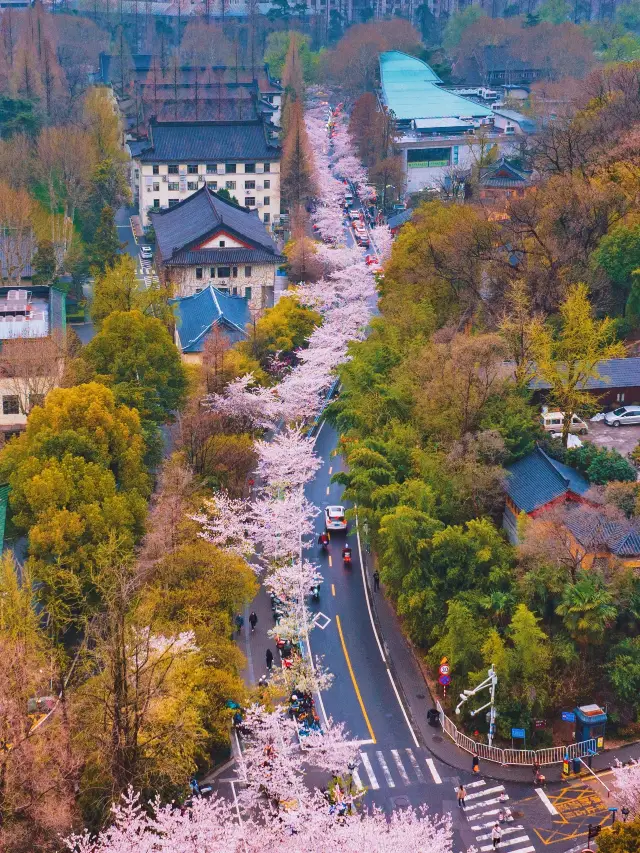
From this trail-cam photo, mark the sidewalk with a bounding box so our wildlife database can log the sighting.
[359,548,640,785]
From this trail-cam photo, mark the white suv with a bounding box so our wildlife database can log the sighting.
[325,505,347,531]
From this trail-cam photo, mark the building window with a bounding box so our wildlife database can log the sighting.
[219,240,225,247]
[617,393,626,402]
[264,180,270,189]
[263,196,270,206]
[196,267,203,279]
[187,164,198,174]
[218,266,231,278]
[168,182,179,191]
[210,268,216,277]
[206,164,218,174]
[226,181,236,190]
[245,197,256,207]
[245,266,252,278]
[153,182,160,192]
[407,147,451,168]
[263,212,270,223]
[263,163,271,173]
[168,164,179,174]
[168,199,179,207]
[225,163,237,174]
[153,198,160,209]
[207,181,217,190]
[245,286,252,300]
[218,286,229,294]
[2,395,19,415]
[232,267,238,278]
[187,181,198,190]
[152,165,159,175]
[245,163,256,174]
[245,181,256,190]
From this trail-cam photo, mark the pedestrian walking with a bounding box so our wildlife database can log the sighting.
[249,611,258,632]
[373,570,380,591]
[456,784,466,809]
[235,613,244,634]
[492,823,502,849]
[472,753,480,774]
[266,648,274,671]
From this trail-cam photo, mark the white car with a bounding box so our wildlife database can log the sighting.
[604,406,640,427]
[325,505,347,531]
[140,245,153,259]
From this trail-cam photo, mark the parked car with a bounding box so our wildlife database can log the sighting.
[604,405,640,427]
[324,505,347,531]
[540,410,588,435]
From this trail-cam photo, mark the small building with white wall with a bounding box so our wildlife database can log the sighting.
[379,52,524,195]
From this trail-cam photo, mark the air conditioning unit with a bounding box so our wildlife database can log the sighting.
[257,201,263,207]
[162,175,168,182]
[256,164,264,173]
[257,183,264,190]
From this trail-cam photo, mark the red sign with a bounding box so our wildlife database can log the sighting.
[439,664,450,676]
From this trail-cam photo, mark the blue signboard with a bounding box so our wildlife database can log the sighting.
[562,711,576,723]
[511,727,526,739]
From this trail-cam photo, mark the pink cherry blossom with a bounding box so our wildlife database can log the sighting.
[255,427,322,493]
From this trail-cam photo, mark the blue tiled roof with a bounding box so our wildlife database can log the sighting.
[138,120,280,163]
[530,358,640,391]
[151,186,279,263]
[505,446,590,513]
[387,208,413,229]
[170,286,250,353]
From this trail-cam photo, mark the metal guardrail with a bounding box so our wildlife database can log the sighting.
[436,701,597,766]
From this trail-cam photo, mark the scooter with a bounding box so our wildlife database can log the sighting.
[343,549,352,567]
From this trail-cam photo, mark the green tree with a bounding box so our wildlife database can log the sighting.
[89,204,123,275]
[593,223,640,306]
[507,604,551,708]
[264,31,321,82]
[538,0,571,23]
[432,600,485,678]
[596,819,640,853]
[90,255,171,328]
[608,637,640,708]
[556,572,617,648]
[532,283,625,446]
[442,6,486,50]
[31,239,57,285]
[567,443,637,484]
[241,295,320,367]
[83,310,187,424]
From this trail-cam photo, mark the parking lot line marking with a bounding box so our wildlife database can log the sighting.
[331,584,335,596]
[426,758,442,784]
[535,786,559,815]
[336,614,376,743]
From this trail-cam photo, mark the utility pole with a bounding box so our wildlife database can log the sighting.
[455,664,498,747]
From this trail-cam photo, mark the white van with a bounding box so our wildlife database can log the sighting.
[540,411,588,435]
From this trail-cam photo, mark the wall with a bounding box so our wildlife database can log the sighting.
[165,262,276,308]
[0,376,27,433]
[138,159,280,228]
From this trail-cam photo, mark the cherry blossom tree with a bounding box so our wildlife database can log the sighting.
[204,373,282,429]
[255,427,322,492]
[193,491,255,560]
[611,762,640,816]
[370,224,393,261]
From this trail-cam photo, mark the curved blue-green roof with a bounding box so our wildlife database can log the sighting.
[379,51,493,123]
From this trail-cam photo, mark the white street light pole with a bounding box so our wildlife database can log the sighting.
[455,664,498,747]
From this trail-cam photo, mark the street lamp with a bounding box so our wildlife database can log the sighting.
[455,664,498,747]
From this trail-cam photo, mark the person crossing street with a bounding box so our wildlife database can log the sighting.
[457,784,466,810]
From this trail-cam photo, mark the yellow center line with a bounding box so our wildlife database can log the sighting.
[331,583,335,596]
[328,466,333,475]
[335,614,376,743]
[328,555,332,568]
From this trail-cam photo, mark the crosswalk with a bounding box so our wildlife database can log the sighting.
[456,780,536,853]
[355,747,442,791]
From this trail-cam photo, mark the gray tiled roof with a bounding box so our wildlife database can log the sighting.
[150,186,280,263]
[530,358,640,391]
[138,120,280,163]
[167,248,285,266]
[564,506,640,557]
[505,446,590,513]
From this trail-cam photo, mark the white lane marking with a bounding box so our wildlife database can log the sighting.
[360,752,379,790]
[426,757,442,784]
[465,796,509,811]
[479,841,533,853]
[352,767,363,790]
[463,779,487,790]
[472,818,515,830]
[391,749,410,785]
[466,785,505,801]
[406,748,425,783]
[476,826,525,841]
[535,785,559,815]
[354,511,420,748]
[376,751,395,788]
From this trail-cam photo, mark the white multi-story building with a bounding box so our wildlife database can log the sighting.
[134,118,281,228]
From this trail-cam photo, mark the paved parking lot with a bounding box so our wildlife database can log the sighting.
[586,418,640,457]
